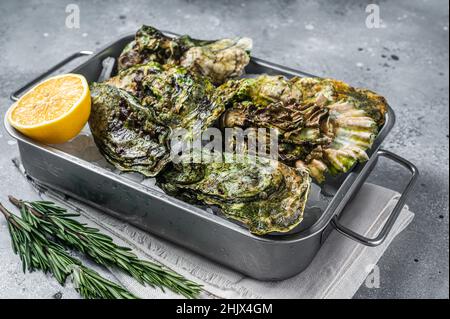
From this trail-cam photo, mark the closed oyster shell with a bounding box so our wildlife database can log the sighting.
[296,100,378,182]
[216,75,387,182]
[118,25,185,71]
[216,75,302,107]
[118,25,252,84]
[89,83,171,177]
[158,151,311,235]
[293,77,387,126]
[180,37,252,85]
[107,63,225,137]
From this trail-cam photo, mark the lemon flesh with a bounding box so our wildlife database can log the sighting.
[7,74,91,144]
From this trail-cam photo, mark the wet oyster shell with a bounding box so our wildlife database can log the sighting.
[216,75,302,107]
[297,100,378,182]
[216,75,387,182]
[180,37,252,85]
[107,62,225,137]
[89,83,171,177]
[118,25,252,85]
[293,77,387,126]
[158,152,311,235]
[118,25,185,71]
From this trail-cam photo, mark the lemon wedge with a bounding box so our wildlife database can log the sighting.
[7,73,91,144]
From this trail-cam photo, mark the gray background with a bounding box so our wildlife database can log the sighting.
[0,0,448,298]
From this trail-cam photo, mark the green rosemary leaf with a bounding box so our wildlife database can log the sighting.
[34,201,57,205]
[0,202,137,299]
[10,196,201,298]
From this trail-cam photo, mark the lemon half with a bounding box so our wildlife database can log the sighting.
[7,73,91,144]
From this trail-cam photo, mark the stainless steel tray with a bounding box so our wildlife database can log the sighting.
[5,32,418,280]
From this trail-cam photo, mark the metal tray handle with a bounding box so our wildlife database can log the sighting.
[10,51,93,101]
[331,149,418,247]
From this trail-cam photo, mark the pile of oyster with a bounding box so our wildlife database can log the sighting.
[88,25,388,235]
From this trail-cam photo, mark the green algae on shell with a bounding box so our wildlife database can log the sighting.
[158,151,311,235]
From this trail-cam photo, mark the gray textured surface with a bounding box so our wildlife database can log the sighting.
[0,0,448,299]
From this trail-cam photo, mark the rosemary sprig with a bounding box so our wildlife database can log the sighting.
[9,196,201,299]
[0,203,136,299]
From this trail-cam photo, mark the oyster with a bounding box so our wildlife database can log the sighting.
[292,77,386,182]
[217,75,387,182]
[118,25,252,84]
[107,62,225,137]
[180,37,252,85]
[293,77,387,126]
[158,151,311,235]
[118,25,185,70]
[216,75,303,107]
[295,100,379,182]
[89,82,171,176]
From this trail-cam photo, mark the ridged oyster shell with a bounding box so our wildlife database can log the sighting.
[89,82,171,177]
[118,25,252,85]
[107,62,225,137]
[216,75,387,182]
[158,151,311,235]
